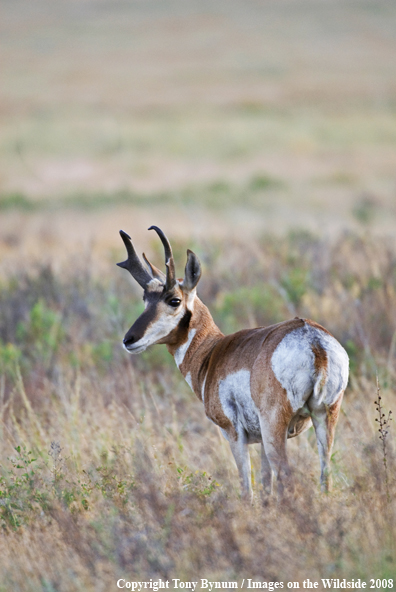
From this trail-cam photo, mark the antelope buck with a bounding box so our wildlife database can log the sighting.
[117,226,349,501]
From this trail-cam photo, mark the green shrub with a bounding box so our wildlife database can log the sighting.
[0,446,46,530]
[0,193,36,211]
[214,283,286,333]
[280,267,310,307]
[248,174,285,191]
[0,341,21,378]
[16,299,64,367]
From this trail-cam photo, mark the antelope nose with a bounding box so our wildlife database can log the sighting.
[123,335,137,348]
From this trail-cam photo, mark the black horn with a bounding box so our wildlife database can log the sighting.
[117,230,153,289]
[148,226,176,290]
[142,252,166,282]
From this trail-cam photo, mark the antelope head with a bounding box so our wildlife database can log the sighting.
[117,226,201,354]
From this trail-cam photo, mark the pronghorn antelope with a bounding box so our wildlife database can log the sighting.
[117,226,349,501]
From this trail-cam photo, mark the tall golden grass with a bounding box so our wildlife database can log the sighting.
[1,1,396,589]
[0,230,395,590]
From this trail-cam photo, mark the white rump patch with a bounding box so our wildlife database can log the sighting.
[271,325,349,412]
[174,329,196,368]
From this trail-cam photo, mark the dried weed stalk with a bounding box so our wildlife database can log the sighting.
[48,441,63,486]
[374,376,392,500]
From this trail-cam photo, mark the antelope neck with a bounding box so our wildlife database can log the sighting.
[168,298,224,401]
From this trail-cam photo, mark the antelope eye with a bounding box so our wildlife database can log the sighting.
[168,298,181,308]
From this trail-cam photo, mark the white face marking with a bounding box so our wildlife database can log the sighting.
[271,325,349,412]
[218,370,261,441]
[174,328,197,368]
[146,279,163,293]
[125,306,185,354]
[123,342,146,354]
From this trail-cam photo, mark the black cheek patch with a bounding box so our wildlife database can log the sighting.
[178,310,192,331]
[165,309,192,346]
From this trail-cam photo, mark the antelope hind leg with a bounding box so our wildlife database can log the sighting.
[259,414,292,497]
[309,392,344,492]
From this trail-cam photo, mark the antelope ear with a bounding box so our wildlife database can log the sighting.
[183,249,202,291]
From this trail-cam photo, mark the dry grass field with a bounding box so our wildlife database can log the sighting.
[1,0,396,590]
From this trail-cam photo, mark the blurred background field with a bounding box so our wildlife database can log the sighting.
[1,0,396,590]
[1,0,396,266]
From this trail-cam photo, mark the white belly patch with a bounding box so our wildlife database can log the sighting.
[218,369,261,440]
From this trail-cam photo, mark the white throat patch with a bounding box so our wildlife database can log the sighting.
[174,328,197,368]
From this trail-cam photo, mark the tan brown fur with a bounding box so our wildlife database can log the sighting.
[305,318,333,337]
[287,415,311,438]
[311,342,328,375]
[326,393,344,437]
[118,227,348,500]
[169,306,335,445]
[172,303,308,443]
[162,295,345,496]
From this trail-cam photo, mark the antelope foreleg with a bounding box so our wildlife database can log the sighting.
[227,430,253,503]
[261,443,273,496]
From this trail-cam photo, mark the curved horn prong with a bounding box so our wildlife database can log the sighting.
[142,252,166,282]
[148,226,176,290]
[117,230,152,289]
